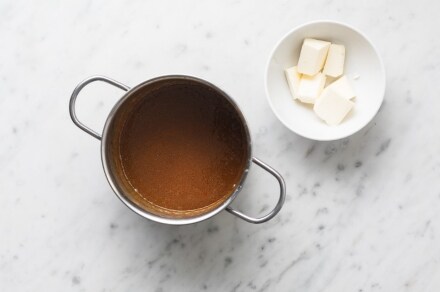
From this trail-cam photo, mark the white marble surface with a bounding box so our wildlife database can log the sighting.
[1,0,440,291]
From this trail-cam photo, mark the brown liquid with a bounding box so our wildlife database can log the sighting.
[119,83,248,212]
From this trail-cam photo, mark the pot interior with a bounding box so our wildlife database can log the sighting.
[103,76,251,220]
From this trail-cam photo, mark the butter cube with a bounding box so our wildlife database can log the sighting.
[297,72,326,104]
[326,75,356,100]
[314,88,354,125]
[284,66,302,100]
[323,44,345,77]
[297,39,331,76]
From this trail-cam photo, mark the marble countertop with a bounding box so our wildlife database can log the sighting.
[1,0,440,291]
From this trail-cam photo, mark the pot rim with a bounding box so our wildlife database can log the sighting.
[100,75,253,225]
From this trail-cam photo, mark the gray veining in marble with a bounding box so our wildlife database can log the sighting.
[1,0,440,291]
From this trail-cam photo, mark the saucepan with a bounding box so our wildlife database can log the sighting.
[69,75,286,225]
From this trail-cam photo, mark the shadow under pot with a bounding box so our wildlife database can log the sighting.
[69,75,286,225]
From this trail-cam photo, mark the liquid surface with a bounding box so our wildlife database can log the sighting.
[119,83,248,211]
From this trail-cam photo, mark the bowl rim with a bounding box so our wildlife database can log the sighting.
[264,19,386,141]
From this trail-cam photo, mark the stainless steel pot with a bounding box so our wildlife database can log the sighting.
[69,75,286,225]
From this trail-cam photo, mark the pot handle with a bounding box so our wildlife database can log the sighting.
[226,157,286,224]
[69,75,130,140]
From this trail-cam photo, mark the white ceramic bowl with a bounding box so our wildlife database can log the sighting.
[265,20,385,141]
